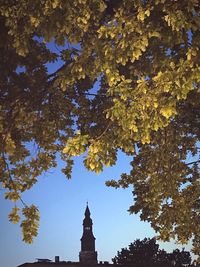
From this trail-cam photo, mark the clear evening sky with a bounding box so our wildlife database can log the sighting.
[0,152,192,267]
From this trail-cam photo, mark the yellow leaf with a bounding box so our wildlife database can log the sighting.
[141,133,150,144]
[105,161,111,167]
[5,134,16,155]
[90,162,96,170]
[137,11,145,22]
[82,18,87,24]
[52,0,59,8]
[150,31,160,38]
[145,10,150,17]
[110,32,115,39]
[154,102,158,108]
[187,52,191,61]
[130,125,138,132]
[160,106,176,119]
[78,66,83,72]
[99,1,106,12]
[63,146,69,154]
[175,79,181,87]
[9,207,20,224]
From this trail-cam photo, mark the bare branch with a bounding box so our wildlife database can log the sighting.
[2,153,27,207]
[187,159,200,166]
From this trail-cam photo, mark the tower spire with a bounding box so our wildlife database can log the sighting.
[85,203,90,217]
[79,204,98,264]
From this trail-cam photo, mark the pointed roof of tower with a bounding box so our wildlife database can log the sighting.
[85,203,90,217]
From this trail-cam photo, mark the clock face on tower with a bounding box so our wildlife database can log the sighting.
[85,226,90,230]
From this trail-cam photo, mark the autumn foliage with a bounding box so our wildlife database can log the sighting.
[0,0,199,260]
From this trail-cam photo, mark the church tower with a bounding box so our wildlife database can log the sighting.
[79,204,98,264]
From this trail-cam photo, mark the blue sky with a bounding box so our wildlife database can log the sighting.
[0,152,193,267]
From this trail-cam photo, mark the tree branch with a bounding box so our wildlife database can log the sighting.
[187,159,200,166]
[2,153,27,207]
[95,121,112,140]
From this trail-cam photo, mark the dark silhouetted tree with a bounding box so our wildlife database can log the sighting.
[112,238,159,266]
[112,238,194,267]
[168,249,192,267]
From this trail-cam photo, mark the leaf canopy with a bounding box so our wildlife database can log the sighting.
[0,0,199,259]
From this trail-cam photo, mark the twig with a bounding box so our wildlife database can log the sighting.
[96,121,111,140]
[186,159,200,166]
[2,153,27,207]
